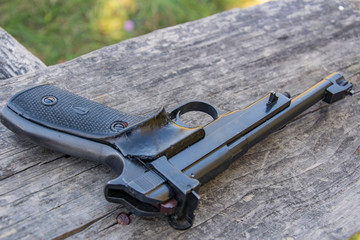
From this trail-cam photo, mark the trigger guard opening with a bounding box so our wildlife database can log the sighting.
[168,101,222,127]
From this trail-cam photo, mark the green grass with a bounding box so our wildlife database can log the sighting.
[0,0,267,65]
[0,0,104,64]
[349,231,360,240]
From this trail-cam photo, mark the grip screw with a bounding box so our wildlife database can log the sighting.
[111,121,128,131]
[41,96,57,106]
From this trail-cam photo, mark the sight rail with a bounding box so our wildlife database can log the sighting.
[0,72,353,229]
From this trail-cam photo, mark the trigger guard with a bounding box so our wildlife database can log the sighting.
[174,111,190,128]
[168,101,224,127]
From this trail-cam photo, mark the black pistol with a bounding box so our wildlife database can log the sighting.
[0,72,353,230]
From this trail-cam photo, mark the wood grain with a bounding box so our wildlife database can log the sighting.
[1,0,360,239]
[0,27,45,80]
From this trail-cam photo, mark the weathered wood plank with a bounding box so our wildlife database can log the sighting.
[0,27,46,80]
[0,0,360,239]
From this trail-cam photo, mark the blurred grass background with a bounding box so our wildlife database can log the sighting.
[0,0,269,65]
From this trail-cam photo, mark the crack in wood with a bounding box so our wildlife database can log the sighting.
[0,155,64,182]
[1,164,102,208]
[52,209,118,240]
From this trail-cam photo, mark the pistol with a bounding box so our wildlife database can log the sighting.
[0,73,353,229]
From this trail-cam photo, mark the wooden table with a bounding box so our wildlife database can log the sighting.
[1,0,359,239]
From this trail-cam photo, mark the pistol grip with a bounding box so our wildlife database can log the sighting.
[6,85,146,139]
